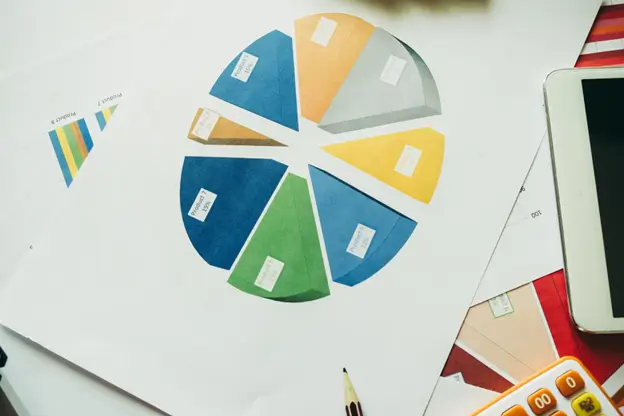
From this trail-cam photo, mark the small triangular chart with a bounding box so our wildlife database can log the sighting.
[188,108,285,147]
[95,104,118,131]
[322,127,444,203]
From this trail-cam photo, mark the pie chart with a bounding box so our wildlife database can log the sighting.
[179,13,445,303]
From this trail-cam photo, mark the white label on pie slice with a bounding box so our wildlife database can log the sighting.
[394,145,422,177]
[254,256,285,292]
[231,52,259,83]
[311,17,338,47]
[380,55,407,86]
[346,224,376,259]
[188,188,218,222]
[191,109,220,140]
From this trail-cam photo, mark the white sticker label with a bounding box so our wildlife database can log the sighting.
[187,188,218,222]
[346,224,376,259]
[191,109,220,140]
[380,55,407,86]
[394,145,422,177]
[311,17,338,47]
[449,372,466,384]
[231,52,259,83]
[254,256,285,292]
[489,293,515,318]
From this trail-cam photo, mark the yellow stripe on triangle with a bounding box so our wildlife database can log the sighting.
[55,126,78,178]
[322,128,444,204]
[102,107,113,123]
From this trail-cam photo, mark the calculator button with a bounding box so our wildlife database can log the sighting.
[556,371,585,397]
[550,412,567,416]
[571,392,601,416]
[502,405,529,416]
[528,388,557,414]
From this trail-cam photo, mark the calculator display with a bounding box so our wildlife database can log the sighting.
[582,78,624,318]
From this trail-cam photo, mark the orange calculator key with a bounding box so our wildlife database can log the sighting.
[527,388,557,414]
[550,412,567,416]
[556,370,585,398]
[502,405,529,416]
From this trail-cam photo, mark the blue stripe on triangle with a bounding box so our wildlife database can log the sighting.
[48,129,73,187]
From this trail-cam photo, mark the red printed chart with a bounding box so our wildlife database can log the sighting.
[441,270,624,408]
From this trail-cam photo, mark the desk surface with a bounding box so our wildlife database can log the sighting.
[1,328,160,416]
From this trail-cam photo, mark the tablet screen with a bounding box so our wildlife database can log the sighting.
[582,78,624,318]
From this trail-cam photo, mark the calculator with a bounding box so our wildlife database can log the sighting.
[472,357,622,416]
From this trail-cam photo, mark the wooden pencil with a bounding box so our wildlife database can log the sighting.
[344,368,364,416]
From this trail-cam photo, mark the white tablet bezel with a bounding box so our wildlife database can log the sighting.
[545,67,624,333]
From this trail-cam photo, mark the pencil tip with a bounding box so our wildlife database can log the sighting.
[343,368,347,373]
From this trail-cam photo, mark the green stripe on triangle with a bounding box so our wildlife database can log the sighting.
[62,123,85,168]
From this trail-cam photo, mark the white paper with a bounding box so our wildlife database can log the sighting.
[0,8,173,416]
[425,377,497,416]
[0,0,175,78]
[0,2,600,416]
[0,18,167,289]
[254,256,285,292]
[191,109,220,140]
[311,17,337,47]
[394,145,422,177]
[187,189,217,222]
[231,52,259,83]
[346,224,376,259]
[380,55,407,86]
[473,139,563,305]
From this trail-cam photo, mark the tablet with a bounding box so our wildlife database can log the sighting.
[544,67,624,333]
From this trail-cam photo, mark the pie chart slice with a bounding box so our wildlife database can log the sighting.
[228,173,330,302]
[318,28,441,134]
[210,30,299,131]
[294,13,375,123]
[309,166,416,287]
[180,157,287,270]
[323,128,444,204]
[188,108,285,147]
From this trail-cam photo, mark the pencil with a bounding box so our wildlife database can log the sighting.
[344,368,364,416]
